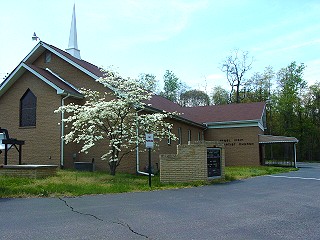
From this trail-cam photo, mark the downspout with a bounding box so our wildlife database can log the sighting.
[294,143,298,168]
[202,124,208,142]
[60,94,71,169]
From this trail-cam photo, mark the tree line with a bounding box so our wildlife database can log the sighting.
[138,50,320,162]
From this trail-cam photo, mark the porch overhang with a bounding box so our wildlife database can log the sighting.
[259,135,298,168]
[258,135,299,144]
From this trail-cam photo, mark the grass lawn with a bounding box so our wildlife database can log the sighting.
[0,166,297,198]
[224,166,298,181]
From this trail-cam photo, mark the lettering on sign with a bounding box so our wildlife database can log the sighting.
[146,133,154,149]
[225,143,236,146]
[219,138,254,147]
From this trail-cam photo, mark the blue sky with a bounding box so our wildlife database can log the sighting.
[1,0,319,92]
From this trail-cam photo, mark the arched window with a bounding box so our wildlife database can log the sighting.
[20,89,37,127]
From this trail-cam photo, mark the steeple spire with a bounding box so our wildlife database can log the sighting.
[66,4,81,59]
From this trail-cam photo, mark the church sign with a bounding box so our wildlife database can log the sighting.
[219,138,255,147]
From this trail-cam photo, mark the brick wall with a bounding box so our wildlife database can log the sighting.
[160,141,225,183]
[205,127,264,166]
[0,51,112,169]
[0,165,58,178]
[0,71,61,166]
[133,119,205,174]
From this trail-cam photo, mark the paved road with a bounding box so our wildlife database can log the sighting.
[1,162,320,240]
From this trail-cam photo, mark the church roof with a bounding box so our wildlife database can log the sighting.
[0,41,266,129]
[148,95,266,126]
[0,61,83,98]
[26,64,82,97]
[182,102,266,124]
[21,41,103,79]
[0,41,102,98]
[48,44,103,77]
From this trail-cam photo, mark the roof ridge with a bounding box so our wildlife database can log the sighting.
[48,44,100,69]
[183,101,266,109]
[45,43,103,78]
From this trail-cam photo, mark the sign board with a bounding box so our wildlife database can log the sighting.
[145,133,154,149]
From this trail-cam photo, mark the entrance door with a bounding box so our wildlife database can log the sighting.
[207,148,221,177]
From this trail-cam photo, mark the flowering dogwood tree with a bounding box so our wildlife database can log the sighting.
[56,69,177,175]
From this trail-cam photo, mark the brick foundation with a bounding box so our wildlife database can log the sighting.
[0,165,58,178]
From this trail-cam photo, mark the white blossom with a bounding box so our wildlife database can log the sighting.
[56,69,177,175]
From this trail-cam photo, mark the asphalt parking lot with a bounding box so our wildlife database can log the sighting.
[1,162,320,240]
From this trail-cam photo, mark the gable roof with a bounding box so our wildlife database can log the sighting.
[0,62,83,98]
[0,41,103,98]
[22,41,103,79]
[0,41,266,130]
[48,44,103,77]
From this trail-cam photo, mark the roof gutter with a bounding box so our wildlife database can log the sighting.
[205,119,264,131]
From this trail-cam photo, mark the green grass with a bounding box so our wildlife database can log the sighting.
[224,166,298,181]
[0,166,297,198]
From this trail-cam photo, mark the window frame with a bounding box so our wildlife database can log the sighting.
[20,89,37,127]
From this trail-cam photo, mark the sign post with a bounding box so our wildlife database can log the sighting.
[145,133,154,187]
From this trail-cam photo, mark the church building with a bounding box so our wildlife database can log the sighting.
[0,5,296,174]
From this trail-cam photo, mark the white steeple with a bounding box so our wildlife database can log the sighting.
[66,4,81,59]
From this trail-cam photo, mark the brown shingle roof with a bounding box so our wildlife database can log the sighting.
[26,64,82,96]
[182,102,266,123]
[148,95,265,124]
[48,44,103,78]
[148,95,183,113]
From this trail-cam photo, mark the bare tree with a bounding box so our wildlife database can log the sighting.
[220,49,253,103]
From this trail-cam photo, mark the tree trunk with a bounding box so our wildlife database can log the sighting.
[109,161,117,176]
[236,82,241,103]
[109,147,120,175]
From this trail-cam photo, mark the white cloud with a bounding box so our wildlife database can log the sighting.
[276,39,320,53]
[85,0,208,49]
[251,22,320,55]
[206,73,225,81]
